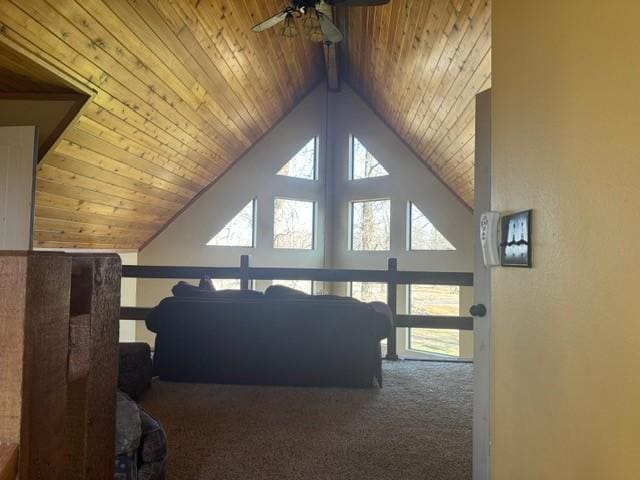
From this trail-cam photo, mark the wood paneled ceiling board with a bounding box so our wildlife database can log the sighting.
[0,0,489,249]
[0,0,324,249]
[0,40,73,92]
[343,0,491,208]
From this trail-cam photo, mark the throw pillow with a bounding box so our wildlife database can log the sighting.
[171,281,216,298]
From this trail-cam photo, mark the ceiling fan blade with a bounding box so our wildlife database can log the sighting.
[325,0,390,6]
[318,12,343,43]
[251,10,289,32]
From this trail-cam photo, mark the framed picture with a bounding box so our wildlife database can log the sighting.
[500,210,532,267]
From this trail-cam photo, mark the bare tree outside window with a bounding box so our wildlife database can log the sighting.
[408,285,460,357]
[277,138,317,180]
[351,136,388,179]
[351,199,390,251]
[409,202,455,250]
[272,280,313,294]
[212,279,242,290]
[350,282,387,303]
[273,198,315,249]
[207,199,255,247]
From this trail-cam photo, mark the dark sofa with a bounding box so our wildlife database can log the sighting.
[145,288,391,388]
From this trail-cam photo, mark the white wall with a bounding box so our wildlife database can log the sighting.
[118,251,138,342]
[0,126,37,249]
[137,84,474,356]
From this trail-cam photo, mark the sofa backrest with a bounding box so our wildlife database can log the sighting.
[146,296,390,340]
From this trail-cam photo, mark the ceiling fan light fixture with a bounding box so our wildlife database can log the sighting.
[302,7,321,30]
[280,13,298,37]
[308,26,325,42]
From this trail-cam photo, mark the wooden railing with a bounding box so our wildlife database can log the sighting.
[121,255,473,360]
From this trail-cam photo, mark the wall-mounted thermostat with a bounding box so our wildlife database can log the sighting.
[480,211,501,267]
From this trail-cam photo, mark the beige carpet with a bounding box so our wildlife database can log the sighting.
[141,361,472,480]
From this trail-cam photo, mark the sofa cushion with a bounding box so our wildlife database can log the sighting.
[264,284,309,298]
[172,280,264,300]
[211,289,264,300]
[139,408,167,464]
[115,392,141,456]
[264,285,362,304]
[118,342,153,400]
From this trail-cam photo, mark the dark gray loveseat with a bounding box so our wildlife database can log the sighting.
[145,287,391,388]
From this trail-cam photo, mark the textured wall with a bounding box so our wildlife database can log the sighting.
[492,1,640,477]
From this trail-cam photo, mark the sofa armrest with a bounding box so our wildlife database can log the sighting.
[368,301,393,339]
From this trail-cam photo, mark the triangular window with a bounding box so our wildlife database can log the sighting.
[207,199,256,247]
[277,138,317,180]
[350,136,389,179]
[409,202,455,250]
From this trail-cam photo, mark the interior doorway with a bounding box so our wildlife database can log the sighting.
[472,89,492,480]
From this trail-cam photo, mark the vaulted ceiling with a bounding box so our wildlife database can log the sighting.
[342,0,490,207]
[0,0,490,250]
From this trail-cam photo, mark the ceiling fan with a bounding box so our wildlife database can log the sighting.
[251,0,390,44]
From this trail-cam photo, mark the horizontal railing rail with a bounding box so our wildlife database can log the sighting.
[121,255,474,360]
[122,265,473,286]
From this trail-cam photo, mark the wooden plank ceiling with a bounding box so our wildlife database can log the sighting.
[0,0,489,249]
[0,0,323,249]
[342,0,491,207]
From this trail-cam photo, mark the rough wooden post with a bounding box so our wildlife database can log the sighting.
[240,254,250,290]
[0,443,18,480]
[64,254,121,480]
[385,258,399,360]
[0,251,71,479]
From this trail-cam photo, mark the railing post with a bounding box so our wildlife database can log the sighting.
[386,257,399,360]
[240,255,250,290]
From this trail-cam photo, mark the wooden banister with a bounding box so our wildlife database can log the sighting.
[386,258,399,360]
[122,264,473,286]
[120,256,474,361]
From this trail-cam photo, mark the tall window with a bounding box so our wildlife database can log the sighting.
[408,202,455,250]
[408,285,460,357]
[273,198,315,249]
[207,199,256,247]
[350,199,390,251]
[212,279,242,290]
[350,136,388,179]
[350,282,387,303]
[277,138,317,180]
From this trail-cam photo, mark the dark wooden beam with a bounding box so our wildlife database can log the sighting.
[122,264,472,286]
[120,306,151,321]
[319,3,340,91]
[323,43,340,91]
[385,257,399,360]
[395,314,475,331]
